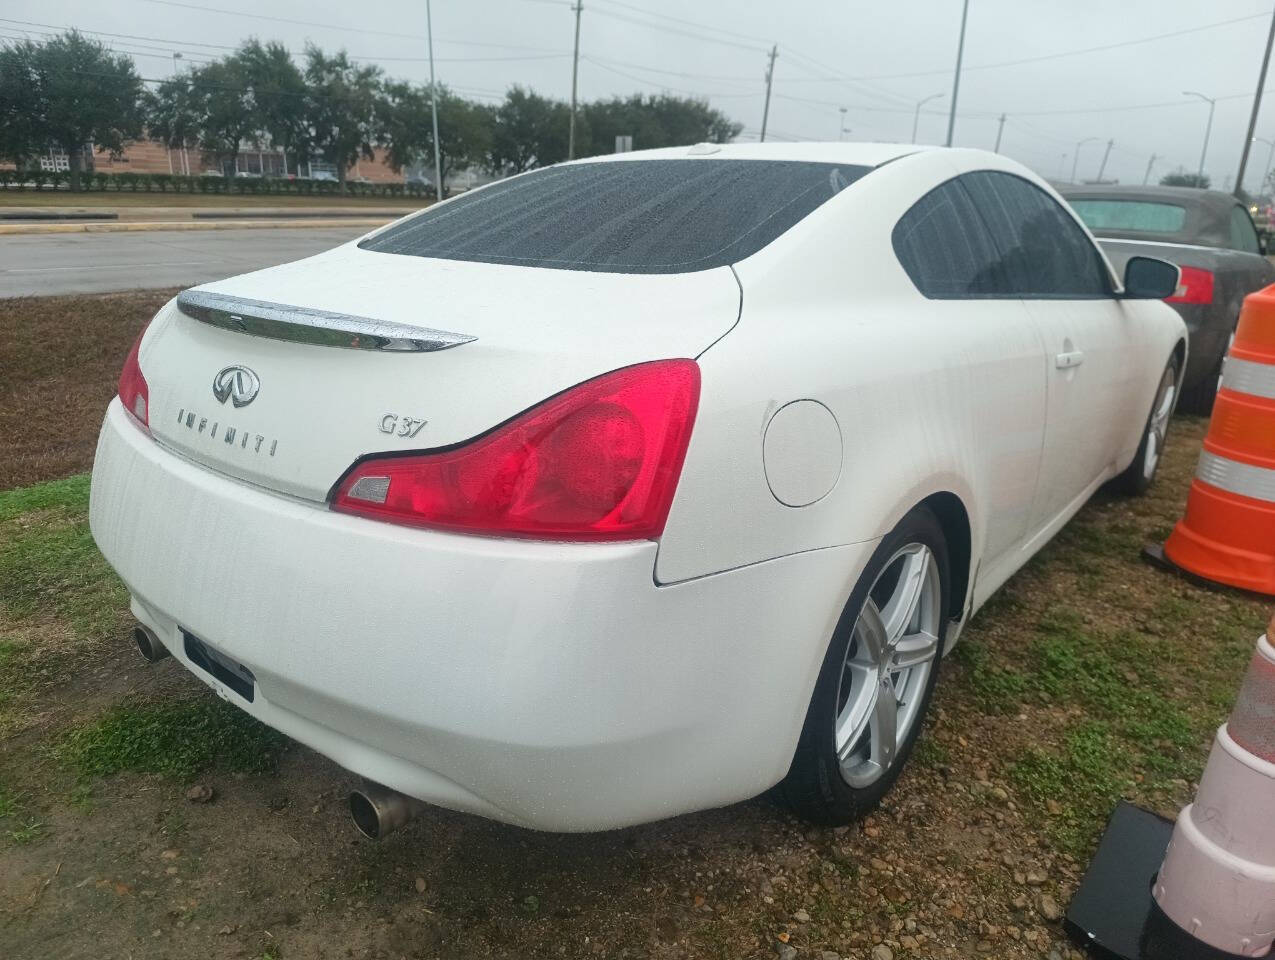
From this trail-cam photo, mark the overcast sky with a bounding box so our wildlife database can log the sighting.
[6,0,1275,189]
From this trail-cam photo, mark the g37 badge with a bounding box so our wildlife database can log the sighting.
[379,413,428,439]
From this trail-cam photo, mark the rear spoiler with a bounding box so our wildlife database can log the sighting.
[175,289,477,353]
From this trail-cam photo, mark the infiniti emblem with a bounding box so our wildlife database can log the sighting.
[212,365,261,408]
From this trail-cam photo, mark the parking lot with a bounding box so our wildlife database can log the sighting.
[0,286,1267,959]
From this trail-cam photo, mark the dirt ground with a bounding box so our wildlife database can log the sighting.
[0,291,1269,960]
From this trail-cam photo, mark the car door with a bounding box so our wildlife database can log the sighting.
[890,177,1049,570]
[958,170,1139,534]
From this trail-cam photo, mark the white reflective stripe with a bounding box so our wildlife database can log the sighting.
[1198,451,1275,502]
[1222,356,1275,400]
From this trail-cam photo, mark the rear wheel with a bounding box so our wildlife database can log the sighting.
[1112,354,1179,496]
[1178,330,1232,415]
[781,507,949,825]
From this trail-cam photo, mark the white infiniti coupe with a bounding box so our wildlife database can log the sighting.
[89,143,1186,835]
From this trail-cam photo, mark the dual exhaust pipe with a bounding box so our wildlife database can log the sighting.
[132,621,423,840]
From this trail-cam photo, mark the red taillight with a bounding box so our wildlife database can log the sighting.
[332,359,701,541]
[1166,265,1215,304]
[117,325,150,428]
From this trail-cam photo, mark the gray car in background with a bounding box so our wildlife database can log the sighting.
[1060,184,1275,413]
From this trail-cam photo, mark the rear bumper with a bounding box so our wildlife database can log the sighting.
[90,400,875,831]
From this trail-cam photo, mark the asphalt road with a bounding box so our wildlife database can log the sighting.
[0,227,370,298]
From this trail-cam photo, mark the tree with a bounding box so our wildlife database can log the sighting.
[185,55,259,176]
[0,41,41,170]
[18,32,144,190]
[489,86,572,175]
[580,94,741,158]
[237,40,308,171]
[144,75,201,161]
[377,81,494,195]
[303,46,381,189]
[1161,169,1211,189]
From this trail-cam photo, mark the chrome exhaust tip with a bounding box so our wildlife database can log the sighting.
[349,781,427,840]
[134,624,170,663]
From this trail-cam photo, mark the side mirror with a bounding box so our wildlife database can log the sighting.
[1122,256,1180,300]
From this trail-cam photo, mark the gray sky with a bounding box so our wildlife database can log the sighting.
[6,0,1275,190]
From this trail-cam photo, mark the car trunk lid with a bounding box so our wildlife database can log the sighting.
[140,243,740,502]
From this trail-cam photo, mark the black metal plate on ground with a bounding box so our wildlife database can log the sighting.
[1066,802,1248,960]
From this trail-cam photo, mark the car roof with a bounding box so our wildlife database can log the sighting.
[566,141,933,168]
[1057,183,1245,248]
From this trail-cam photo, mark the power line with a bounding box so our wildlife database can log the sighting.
[132,0,567,52]
[586,7,768,53]
[841,9,1273,82]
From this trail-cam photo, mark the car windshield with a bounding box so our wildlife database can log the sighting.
[359,158,871,274]
[1068,198,1187,235]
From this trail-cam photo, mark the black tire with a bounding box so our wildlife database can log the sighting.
[1112,352,1181,497]
[1177,346,1223,416]
[780,506,950,826]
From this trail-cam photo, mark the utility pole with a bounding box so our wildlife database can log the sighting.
[426,0,443,200]
[1235,7,1275,198]
[760,44,778,143]
[1143,153,1158,185]
[1184,90,1216,183]
[1071,136,1098,183]
[993,113,1006,153]
[1258,137,1275,198]
[1097,139,1114,182]
[945,0,970,147]
[567,0,583,160]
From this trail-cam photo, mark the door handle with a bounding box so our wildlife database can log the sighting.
[1055,350,1085,369]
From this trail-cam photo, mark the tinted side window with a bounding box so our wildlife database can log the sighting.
[1229,206,1261,254]
[960,171,1110,297]
[892,181,1009,298]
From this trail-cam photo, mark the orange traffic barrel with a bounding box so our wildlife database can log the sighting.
[1163,284,1275,595]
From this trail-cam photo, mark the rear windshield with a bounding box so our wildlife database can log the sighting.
[359,158,871,274]
[1068,198,1187,235]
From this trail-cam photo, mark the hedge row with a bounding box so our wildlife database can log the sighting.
[0,169,435,198]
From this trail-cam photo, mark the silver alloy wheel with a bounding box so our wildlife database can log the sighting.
[1142,363,1178,481]
[834,543,942,789]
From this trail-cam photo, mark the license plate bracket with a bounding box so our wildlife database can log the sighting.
[181,630,256,702]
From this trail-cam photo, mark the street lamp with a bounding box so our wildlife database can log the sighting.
[839,107,849,141]
[912,93,944,144]
[1071,137,1099,183]
[1184,90,1217,183]
[1254,137,1275,199]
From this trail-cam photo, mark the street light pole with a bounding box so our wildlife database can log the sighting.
[567,0,582,160]
[911,93,944,144]
[839,107,847,141]
[426,0,443,200]
[1071,137,1098,183]
[1184,90,1217,183]
[1235,8,1275,197]
[1143,153,1158,185]
[994,112,1006,152]
[945,0,970,147]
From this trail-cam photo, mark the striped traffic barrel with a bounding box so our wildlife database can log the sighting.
[1164,284,1275,595]
[1153,619,1275,955]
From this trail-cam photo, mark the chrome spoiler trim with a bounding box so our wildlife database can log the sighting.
[175,289,477,353]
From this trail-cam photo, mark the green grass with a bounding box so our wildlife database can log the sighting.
[58,699,288,780]
[0,474,127,640]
